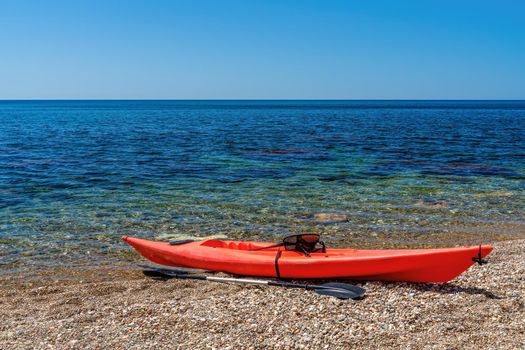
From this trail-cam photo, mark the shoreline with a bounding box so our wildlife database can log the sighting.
[3,226,525,281]
[2,239,524,349]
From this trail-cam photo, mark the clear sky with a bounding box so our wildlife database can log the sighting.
[1,0,524,99]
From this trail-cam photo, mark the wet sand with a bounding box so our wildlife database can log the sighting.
[1,239,524,349]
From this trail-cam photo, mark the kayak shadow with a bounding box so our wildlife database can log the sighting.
[280,278,501,300]
[316,279,501,300]
[396,282,503,300]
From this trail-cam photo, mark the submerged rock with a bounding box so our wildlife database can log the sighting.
[473,191,514,198]
[416,200,450,209]
[313,213,348,223]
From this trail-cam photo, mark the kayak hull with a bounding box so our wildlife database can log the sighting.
[122,236,492,283]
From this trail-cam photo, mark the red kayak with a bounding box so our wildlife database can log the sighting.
[122,236,492,283]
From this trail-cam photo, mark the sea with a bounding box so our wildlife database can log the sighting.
[1,100,524,272]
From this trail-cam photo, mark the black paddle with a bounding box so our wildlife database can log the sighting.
[140,265,365,300]
[137,264,214,275]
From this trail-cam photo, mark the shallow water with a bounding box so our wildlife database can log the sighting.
[0,100,524,271]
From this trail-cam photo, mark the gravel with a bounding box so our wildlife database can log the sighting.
[1,239,524,349]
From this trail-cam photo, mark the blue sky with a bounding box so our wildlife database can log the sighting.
[1,0,524,99]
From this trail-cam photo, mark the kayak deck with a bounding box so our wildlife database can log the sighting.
[122,236,492,283]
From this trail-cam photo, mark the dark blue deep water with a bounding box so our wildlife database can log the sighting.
[1,100,524,271]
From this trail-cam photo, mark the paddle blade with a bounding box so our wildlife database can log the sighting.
[314,282,366,300]
[138,264,193,275]
[142,270,174,279]
[138,264,216,275]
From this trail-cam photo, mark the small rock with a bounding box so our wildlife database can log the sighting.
[313,213,348,222]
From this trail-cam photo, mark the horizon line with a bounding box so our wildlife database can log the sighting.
[1,99,525,102]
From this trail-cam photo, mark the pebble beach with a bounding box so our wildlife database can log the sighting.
[1,238,524,349]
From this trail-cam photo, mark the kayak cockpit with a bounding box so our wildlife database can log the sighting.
[199,239,355,256]
[200,239,277,251]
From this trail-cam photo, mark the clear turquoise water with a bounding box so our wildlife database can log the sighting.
[1,101,524,271]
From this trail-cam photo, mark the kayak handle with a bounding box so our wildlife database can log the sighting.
[472,245,488,265]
